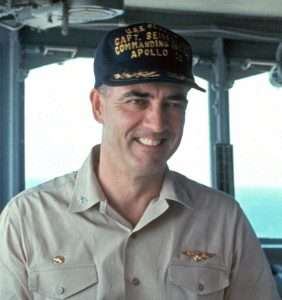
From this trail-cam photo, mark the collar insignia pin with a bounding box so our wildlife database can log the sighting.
[182,250,215,262]
[53,256,65,264]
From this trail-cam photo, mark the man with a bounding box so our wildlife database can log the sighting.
[0,23,280,299]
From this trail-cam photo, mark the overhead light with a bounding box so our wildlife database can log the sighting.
[65,1,124,24]
[0,0,124,31]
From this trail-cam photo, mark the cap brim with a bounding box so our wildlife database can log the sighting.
[189,81,206,92]
[104,76,206,92]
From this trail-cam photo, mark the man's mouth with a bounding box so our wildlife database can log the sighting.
[137,137,164,146]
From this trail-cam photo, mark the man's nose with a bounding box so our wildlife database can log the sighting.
[143,105,167,132]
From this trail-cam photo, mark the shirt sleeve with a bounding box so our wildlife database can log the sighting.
[224,203,280,300]
[0,200,31,299]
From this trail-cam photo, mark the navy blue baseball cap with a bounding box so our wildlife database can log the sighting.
[94,23,205,91]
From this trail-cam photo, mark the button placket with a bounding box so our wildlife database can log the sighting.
[125,232,142,292]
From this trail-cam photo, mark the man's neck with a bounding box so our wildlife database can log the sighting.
[95,154,165,226]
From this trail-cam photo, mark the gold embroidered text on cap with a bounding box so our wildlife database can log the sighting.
[182,249,215,262]
[94,22,205,91]
[53,256,65,264]
[113,71,160,80]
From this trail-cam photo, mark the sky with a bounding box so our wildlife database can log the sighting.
[25,58,282,189]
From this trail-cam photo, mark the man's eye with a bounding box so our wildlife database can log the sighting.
[164,101,187,110]
[127,99,148,108]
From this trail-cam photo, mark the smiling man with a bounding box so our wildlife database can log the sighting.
[90,82,189,225]
[0,23,280,299]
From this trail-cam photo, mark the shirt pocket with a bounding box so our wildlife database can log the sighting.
[167,259,229,299]
[28,264,98,299]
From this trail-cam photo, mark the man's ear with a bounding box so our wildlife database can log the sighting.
[89,88,104,124]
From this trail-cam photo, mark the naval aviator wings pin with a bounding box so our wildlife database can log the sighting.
[182,249,216,262]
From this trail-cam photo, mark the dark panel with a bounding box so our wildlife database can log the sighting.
[19,10,281,82]
[0,28,25,210]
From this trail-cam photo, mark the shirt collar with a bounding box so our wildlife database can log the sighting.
[69,145,106,213]
[160,169,193,209]
[69,145,193,213]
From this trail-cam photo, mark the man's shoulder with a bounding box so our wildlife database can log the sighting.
[169,170,238,210]
[7,171,78,213]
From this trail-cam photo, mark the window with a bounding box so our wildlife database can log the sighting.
[230,73,282,238]
[25,58,210,188]
[25,58,100,187]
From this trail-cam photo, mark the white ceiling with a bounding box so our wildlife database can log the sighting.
[125,0,282,18]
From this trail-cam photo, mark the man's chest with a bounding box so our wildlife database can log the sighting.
[24,207,231,300]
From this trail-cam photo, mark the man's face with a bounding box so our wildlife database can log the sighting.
[91,82,190,177]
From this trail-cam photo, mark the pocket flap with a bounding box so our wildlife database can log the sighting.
[28,264,98,299]
[168,261,229,295]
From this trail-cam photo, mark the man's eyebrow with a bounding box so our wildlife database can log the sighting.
[164,93,188,102]
[117,90,188,102]
[117,90,152,101]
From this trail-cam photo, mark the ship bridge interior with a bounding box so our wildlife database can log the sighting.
[0,0,282,297]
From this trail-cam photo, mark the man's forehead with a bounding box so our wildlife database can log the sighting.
[109,82,191,96]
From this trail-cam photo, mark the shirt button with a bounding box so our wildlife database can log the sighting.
[131,277,140,286]
[56,286,65,295]
[198,283,205,292]
[131,233,137,239]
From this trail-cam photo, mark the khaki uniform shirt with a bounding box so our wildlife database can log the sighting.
[0,147,280,300]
